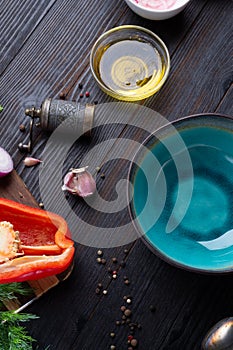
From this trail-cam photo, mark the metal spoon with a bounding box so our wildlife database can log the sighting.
[202,317,233,350]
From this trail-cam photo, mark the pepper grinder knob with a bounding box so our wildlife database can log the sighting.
[25,106,41,119]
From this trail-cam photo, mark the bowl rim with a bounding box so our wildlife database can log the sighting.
[125,0,191,13]
[127,112,233,274]
[90,25,170,101]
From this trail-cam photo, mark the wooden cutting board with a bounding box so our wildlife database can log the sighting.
[0,170,73,312]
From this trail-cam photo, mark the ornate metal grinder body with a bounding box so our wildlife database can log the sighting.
[18,98,95,152]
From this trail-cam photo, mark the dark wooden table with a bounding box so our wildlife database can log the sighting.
[0,1,233,349]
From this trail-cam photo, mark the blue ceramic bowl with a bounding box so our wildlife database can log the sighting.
[128,114,233,273]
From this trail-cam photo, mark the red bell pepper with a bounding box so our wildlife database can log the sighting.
[0,198,75,284]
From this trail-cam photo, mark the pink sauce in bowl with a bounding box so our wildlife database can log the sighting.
[135,0,177,10]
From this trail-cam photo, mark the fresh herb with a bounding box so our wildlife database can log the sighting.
[0,105,3,113]
[0,283,30,304]
[0,283,38,350]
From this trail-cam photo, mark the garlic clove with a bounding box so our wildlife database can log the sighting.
[62,167,96,197]
[24,157,42,167]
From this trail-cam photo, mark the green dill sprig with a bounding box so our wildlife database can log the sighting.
[0,283,38,350]
[0,311,38,350]
[0,283,30,303]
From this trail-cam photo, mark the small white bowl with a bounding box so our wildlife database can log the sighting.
[124,0,191,20]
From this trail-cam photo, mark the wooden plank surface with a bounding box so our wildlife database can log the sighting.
[0,0,232,349]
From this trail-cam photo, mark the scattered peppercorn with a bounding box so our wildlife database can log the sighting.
[78,83,83,89]
[39,202,44,209]
[110,345,116,350]
[80,93,84,98]
[96,257,102,264]
[126,298,132,304]
[131,338,138,347]
[19,124,26,132]
[116,321,121,326]
[85,91,90,97]
[103,290,108,295]
[97,250,103,256]
[95,288,100,295]
[59,92,66,100]
[124,309,132,317]
[100,173,105,179]
[149,305,156,313]
[124,279,130,285]
[101,258,106,265]
[97,283,103,289]
[121,306,126,312]
[110,332,115,338]
[124,249,129,254]
[120,260,126,268]
[94,100,98,105]
[112,274,117,279]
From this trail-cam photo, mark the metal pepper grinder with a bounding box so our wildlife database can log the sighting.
[18,98,95,152]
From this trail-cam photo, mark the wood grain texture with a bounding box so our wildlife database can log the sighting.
[0,0,233,349]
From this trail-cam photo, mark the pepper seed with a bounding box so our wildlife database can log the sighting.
[101,258,106,265]
[120,260,126,268]
[126,298,132,304]
[78,83,83,89]
[124,249,129,254]
[112,274,117,279]
[124,309,132,317]
[97,250,103,256]
[103,290,108,295]
[124,279,130,285]
[110,332,115,338]
[100,173,105,179]
[96,257,102,264]
[39,202,44,209]
[97,283,103,289]
[112,257,117,263]
[110,346,116,350]
[149,305,156,313]
[19,124,26,132]
[131,338,138,347]
[116,320,121,326]
[121,306,126,312]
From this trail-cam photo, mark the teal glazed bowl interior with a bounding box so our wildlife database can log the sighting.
[128,114,233,273]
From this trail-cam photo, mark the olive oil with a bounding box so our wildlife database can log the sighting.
[97,40,165,100]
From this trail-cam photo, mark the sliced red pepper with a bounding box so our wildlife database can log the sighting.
[0,198,75,284]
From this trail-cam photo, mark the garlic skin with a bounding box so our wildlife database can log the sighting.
[62,167,96,197]
[23,157,42,167]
